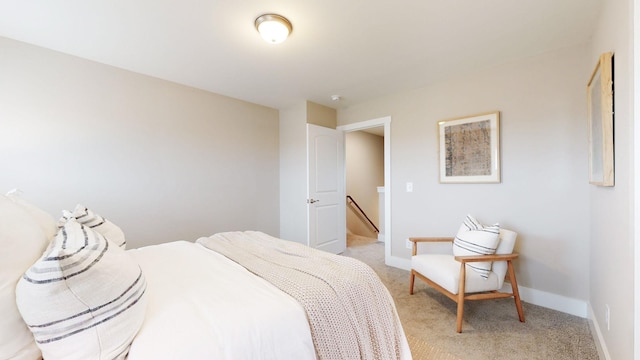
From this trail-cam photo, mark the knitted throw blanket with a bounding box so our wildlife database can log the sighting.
[196,231,409,360]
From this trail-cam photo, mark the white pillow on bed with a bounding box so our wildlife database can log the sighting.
[6,189,57,241]
[61,204,127,249]
[16,219,147,360]
[0,194,51,360]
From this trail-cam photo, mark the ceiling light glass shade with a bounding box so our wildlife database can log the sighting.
[255,14,292,44]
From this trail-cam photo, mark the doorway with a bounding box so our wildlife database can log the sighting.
[345,128,384,248]
[337,116,391,265]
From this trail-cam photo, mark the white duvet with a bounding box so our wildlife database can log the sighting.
[126,241,316,360]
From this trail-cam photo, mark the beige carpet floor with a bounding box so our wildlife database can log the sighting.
[342,235,600,360]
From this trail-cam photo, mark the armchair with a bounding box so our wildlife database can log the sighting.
[409,228,525,333]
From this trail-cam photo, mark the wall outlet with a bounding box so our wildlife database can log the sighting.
[406,239,412,249]
[605,304,610,331]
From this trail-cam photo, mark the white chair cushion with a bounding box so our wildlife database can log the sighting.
[452,215,500,278]
[0,194,49,360]
[412,254,500,294]
[61,204,126,249]
[16,219,147,360]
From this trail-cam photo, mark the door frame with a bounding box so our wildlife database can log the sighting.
[337,116,391,265]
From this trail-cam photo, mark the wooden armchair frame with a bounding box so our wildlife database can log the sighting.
[409,237,525,333]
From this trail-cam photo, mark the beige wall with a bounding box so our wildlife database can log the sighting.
[339,44,592,308]
[0,36,281,248]
[588,0,634,358]
[346,131,384,238]
[279,102,308,243]
[307,101,337,129]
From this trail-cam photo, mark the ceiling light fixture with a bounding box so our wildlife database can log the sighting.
[255,14,292,44]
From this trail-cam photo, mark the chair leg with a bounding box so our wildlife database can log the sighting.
[507,260,525,322]
[456,264,466,333]
[409,270,415,295]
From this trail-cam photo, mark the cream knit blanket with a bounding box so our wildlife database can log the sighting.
[197,231,410,360]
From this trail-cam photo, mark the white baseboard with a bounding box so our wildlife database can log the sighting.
[588,304,611,360]
[386,255,589,318]
[386,255,410,270]
[514,285,587,318]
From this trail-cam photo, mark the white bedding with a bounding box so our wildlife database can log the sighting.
[199,231,412,360]
[126,241,316,360]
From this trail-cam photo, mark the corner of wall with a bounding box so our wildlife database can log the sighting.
[588,303,612,360]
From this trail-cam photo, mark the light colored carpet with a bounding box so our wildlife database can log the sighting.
[405,334,462,360]
[342,234,600,360]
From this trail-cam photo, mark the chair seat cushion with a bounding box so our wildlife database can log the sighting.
[411,254,500,294]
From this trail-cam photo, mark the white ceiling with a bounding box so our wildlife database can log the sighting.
[0,0,601,110]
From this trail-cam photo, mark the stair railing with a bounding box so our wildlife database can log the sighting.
[346,195,379,233]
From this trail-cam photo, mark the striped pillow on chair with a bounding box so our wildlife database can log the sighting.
[452,214,501,279]
[16,218,147,360]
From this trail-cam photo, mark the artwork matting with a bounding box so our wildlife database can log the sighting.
[438,112,500,184]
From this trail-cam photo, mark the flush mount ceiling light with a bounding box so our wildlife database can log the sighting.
[255,14,292,44]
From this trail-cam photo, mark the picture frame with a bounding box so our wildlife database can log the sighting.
[438,111,500,183]
[587,52,614,187]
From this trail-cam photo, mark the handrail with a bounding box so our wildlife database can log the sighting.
[346,195,379,233]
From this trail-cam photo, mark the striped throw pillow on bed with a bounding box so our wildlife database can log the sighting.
[15,218,147,360]
[61,204,127,249]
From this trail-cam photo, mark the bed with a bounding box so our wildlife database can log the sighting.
[0,192,411,360]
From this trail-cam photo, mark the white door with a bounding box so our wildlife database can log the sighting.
[307,124,346,254]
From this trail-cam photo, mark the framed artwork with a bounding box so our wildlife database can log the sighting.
[438,112,500,183]
[587,52,614,187]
